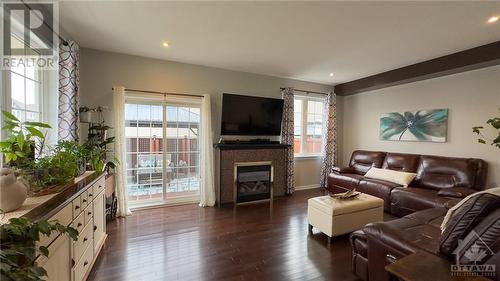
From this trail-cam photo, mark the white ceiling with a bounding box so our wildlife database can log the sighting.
[59,1,500,85]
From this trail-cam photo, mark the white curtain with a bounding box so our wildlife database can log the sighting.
[319,92,337,188]
[199,94,216,207]
[113,86,131,217]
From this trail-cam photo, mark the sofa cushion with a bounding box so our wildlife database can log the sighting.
[413,156,479,190]
[365,167,416,187]
[439,193,500,256]
[358,178,401,211]
[382,152,420,173]
[328,173,363,190]
[349,150,386,175]
[390,187,452,217]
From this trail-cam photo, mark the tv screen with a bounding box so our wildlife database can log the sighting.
[221,93,284,136]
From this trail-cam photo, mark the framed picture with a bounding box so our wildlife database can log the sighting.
[379,108,448,142]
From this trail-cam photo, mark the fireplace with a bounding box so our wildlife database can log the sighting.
[234,161,273,204]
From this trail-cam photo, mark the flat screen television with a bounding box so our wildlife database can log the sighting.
[221,93,284,136]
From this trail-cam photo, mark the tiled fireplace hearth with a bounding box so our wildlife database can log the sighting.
[215,144,289,206]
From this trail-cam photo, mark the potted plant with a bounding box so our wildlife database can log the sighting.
[0,216,78,281]
[0,111,51,170]
[78,106,94,123]
[0,111,86,194]
[55,141,89,176]
[472,108,500,149]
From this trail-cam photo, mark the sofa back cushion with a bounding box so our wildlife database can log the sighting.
[382,153,420,173]
[439,193,500,256]
[454,208,500,265]
[349,150,386,175]
[413,156,480,190]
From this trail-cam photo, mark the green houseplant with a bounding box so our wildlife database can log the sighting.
[0,111,51,169]
[472,109,500,149]
[0,217,78,281]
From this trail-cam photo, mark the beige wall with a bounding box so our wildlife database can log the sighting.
[341,65,500,187]
[79,48,333,188]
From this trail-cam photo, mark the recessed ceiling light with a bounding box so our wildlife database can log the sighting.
[329,73,334,77]
[162,42,169,47]
[488,16,499,23]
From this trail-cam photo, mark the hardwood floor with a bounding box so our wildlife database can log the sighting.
[88,189,362,281]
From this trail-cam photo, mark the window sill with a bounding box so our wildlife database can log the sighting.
[294,154,322,160]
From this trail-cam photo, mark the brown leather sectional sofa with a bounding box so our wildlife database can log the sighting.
[327,150,488,217]
[327,150,498,281]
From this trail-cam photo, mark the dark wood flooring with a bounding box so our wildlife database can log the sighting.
[88,189,362,281]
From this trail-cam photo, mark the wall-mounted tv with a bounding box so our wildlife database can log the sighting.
[221,93,284,136]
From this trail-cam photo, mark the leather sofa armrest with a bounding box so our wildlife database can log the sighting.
[363,223,419,281]
[363,222,418,257]
[332,166,355,174]
[444,198,462,209]
[437,187,476,198]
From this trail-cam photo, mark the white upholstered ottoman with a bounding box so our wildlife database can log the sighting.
[307,193,384,243]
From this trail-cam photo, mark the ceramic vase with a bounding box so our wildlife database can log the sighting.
[0,168,28,212]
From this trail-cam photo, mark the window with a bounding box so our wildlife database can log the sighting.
[2,27,58,146]
[124,100,201,207]
[293,96,325,157]
[7,34,43,123]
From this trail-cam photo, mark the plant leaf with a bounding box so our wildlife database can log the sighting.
[26,127,44,139]
[2,110,19,121]
[38,246,49,257]
[23,121,51,128]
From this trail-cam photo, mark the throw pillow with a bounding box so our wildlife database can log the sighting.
[364,167,416,187]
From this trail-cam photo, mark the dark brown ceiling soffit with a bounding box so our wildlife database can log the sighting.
[334,40,500,96]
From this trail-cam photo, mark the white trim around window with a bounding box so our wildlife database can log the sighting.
[293,94,326,158]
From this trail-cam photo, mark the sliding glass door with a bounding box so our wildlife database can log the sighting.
[125,102,201,207]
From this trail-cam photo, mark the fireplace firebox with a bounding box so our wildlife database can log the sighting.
[234,162,273,204]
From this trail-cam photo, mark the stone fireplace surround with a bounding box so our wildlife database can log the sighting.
[214,144,289,206]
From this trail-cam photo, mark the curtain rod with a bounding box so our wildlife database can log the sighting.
[112,88,204,98]
[22,1,69,46]
[280,88,329,95]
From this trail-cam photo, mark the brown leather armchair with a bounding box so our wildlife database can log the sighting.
[328,150,488,216]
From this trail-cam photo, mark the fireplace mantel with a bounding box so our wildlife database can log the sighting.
[214,143,289,207]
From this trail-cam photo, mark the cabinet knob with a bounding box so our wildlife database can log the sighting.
[83,237,88,242]
[72,259,75,267]
[75,206,80,210]
[84,261,89,266]
[88,211,92,215]
[94,225,97,231]
[77,223,82,227]
[88,193,93,197]
[82,199,87,203]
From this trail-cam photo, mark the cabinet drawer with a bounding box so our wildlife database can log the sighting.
[84,204,93,226]
[72,195,83,219]
[36,234,72,281]
[93,192,106,252]
[72,212,85,233]
[73,241,94,281]
[72,222,92,264]
[92,177,105,198]
[39,203,73,248]
[80,190,89,209]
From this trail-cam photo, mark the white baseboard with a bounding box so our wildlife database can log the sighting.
[295,184,321,191]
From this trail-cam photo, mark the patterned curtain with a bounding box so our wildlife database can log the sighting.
[281,88,295,194]
[320,92,337,188]
[58,40,80,141]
